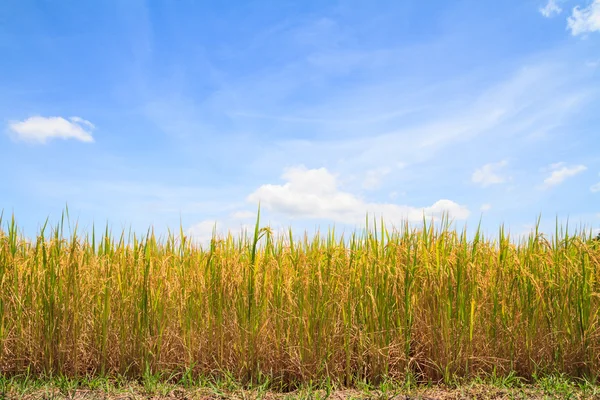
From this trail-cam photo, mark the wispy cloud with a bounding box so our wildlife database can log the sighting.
[247,166,470,223]
[540,0,563,18]
[586,61,600,69]
[480,203,492,212]
[568,0,600,35]
[247,61,591,180]
[472,160,509,187]
[30,177,246,223]
[541,162,587,188]
[362,166,393,190]
[4,6,598,241]
[231,210,256,219]
[7,116,95,144]
[134,12,594,200]
[591,174,600,192]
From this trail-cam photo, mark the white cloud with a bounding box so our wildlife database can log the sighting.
[591,177,600,192]
[542,162,587,188]
[146,41,592,192]
[69,116,95,129]
[247,166,470,223]
[187,216,292,247]
[186,220,219,245]
[8,116,95,144]
[186,220,251,247]
[480,203,492,212]
[540,0,563,17]
[568,0,600,35]
[472,160,509,187]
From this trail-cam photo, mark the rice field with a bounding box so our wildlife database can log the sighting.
[1,209,599,389]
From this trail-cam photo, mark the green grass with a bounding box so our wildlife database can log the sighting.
[1,209,600,391]
[1,371,599,399]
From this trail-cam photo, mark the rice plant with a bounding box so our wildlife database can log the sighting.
[0,210,599,388]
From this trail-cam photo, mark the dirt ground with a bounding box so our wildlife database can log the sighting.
[3,385,600,400]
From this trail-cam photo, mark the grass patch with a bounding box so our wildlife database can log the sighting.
[1,373,600,399]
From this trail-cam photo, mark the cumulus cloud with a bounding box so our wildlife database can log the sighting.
[472,160,509,187]
[541,162,587,188]
[247,166,470,223]
[7,116,95,144]
[540,0,563,17]
[568,0,600,35]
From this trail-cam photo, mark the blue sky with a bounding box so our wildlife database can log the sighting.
[1,0,600,243]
